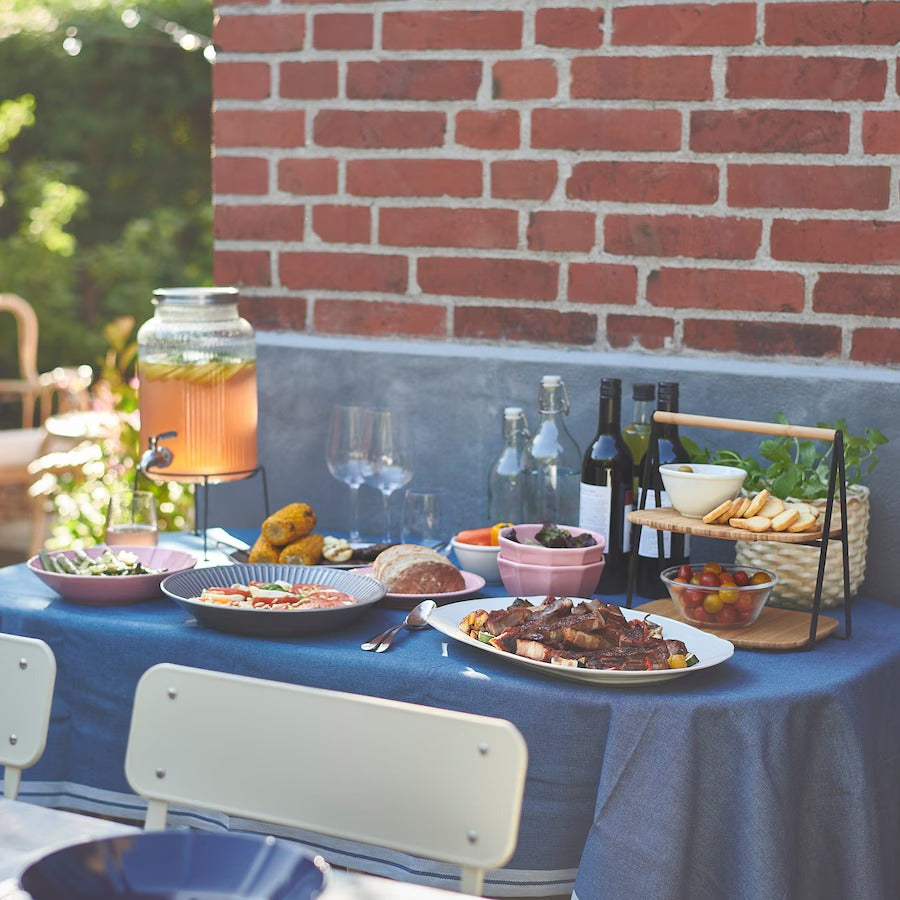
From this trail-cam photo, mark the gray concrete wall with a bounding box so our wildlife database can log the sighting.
[208,333,899,605]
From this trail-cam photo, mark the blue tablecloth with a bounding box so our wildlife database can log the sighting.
[1,535,897,900]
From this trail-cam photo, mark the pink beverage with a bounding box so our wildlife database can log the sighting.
[105,524,159,547]
[138,359,258,483]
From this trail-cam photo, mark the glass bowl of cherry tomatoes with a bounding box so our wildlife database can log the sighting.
[660,562,777,628]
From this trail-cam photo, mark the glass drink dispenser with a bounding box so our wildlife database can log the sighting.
[137,287,258,482]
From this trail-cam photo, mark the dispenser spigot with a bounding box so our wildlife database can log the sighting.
[139,431,177,474]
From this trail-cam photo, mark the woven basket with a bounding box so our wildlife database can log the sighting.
[734,484,869,609]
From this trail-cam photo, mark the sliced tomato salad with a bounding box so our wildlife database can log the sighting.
[196,580,357,611]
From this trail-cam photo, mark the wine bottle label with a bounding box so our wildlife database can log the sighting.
[637,488,682,557]
[579,482,612,542]
[623,501,633,552]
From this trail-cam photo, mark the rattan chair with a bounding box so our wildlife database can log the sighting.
[125,663,528,895]
[0,633,57,799]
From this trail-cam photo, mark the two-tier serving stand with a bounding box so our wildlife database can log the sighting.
[625,412,851,650]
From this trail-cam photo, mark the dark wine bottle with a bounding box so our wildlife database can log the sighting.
[635,381,690,598]
[579,378,634,594]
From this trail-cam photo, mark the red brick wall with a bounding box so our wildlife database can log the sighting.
[211,1,900,367]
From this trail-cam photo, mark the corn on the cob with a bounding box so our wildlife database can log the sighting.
[262,503,317,546]
[278,533,325,566]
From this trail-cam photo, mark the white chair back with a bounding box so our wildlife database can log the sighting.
[125,663,527,895]
[0,634,56,799]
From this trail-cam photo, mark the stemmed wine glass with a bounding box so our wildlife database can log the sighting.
[362,409,413,542]
[326,404,368,543]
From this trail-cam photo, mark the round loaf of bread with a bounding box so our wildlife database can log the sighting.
[373,544,465,594]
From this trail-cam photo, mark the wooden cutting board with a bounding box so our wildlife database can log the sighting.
[627,507,839,542]
[635,599,840,649]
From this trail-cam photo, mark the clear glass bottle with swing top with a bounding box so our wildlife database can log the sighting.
[522,375,582,525]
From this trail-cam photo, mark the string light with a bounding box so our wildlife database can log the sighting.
[58,7,214,61]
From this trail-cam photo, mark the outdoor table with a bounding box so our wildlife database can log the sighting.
[0,533,897,899]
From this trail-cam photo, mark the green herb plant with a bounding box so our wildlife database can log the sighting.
[687,414,887,501]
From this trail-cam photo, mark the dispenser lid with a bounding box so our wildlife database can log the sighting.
[152,287,240,306]
[504,406,524,419]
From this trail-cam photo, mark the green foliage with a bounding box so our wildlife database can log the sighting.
[0,0,213,383]
[688,414,888,500]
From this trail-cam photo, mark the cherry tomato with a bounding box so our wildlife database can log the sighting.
[733,569,750,587]
[703,562,723,574]
[736,591,757,613]
[690,607,710,623]
[717,605,738,625]
[718,573,736,587]
[699,571,721,588]
[690,574,702,586]
[703,592,725,614]
[682,589,704,608]
[750,571,770,586]
[718,586,739,605]
[677,564,693,580]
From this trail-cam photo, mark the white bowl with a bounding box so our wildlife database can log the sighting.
[658,463,747,519]
[497,555,605,597]
[450,538,501,584]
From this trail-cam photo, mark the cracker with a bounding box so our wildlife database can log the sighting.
[728,518,750,530]
[741,515,773,533]
[703,500,734,524]
[743,489,770,518]
[759,497,786,519]
[734,497,752,518]
[787,511,817,533]
[771,508,800,532]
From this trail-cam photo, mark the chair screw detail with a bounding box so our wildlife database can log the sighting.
[19,659,28,670]
[155,768,166,779]
[478,742,489,755]
[467,829,478,844]
[9,735,18,746]
[167,688,178,699]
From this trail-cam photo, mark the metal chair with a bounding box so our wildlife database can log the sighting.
[125,663,528,895]
[0,633,57,799]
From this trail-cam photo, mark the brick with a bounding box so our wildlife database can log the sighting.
[607,314,674,350]
[728,164,890,210]
[213,157,268,195]
[281,251,407,293]
[314,110,445,148]
[862,111,900,154]
[646,268,804,312]
[313,13,373,50]
[572,56,712,101]
[455,307,597,345]
[850,329,900,365]
[383,11,523,50]
[683,319,842,358]
[771,219,900,264]
[214,251,271,287]
[312,205,371,244]
[491,160,557,200]
[213,14,305,52]
[214,205,304,242]
[278,158,338,196]
[536,7,603,49]
[605,215,762,260]
[379,207,518,249]
[726,56,886,101]
[568,263,638,304]
[456,110,520,150]
[532,108,681,151]
[241,295,308,333]
[765,2,900,46]
[527,211,595,252]
[214,110,305,148]
[691,110,848,154]
[612,3,756,46]
[814,273,900,317]
[280,62,339,99]
[347,61,481,101]
[315,300,447,339]
[212,62,270,100]
[568,161,718,204]
[347,159,482,198]
[418,257,558,301]
[492,60,557,100]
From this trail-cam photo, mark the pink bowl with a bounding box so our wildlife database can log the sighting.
[498,555,605,598]
[27,546,197,606]
[498,524,605,566]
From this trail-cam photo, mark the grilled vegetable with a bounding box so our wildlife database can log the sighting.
[261,503,317,546]
[278,533,325,566]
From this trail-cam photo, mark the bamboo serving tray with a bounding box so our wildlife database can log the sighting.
[628,507,841,543]
[635,599,840,649]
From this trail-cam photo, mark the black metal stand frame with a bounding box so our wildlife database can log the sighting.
[136,464,270,558]
[625,413,851,650]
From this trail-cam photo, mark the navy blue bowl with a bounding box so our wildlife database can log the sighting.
[20,831,328,899]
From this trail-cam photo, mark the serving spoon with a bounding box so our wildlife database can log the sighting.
[360,599,436,652]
